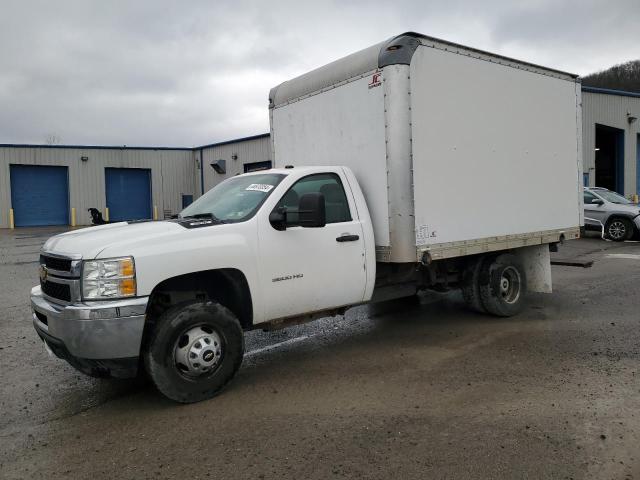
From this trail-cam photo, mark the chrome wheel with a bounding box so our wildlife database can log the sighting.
[499,266,521,305]
[174,325,223,377]
[608,221,627,241]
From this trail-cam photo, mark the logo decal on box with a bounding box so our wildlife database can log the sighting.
[368,71,382,89]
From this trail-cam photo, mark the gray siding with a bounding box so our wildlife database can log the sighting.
[0,147,195,228]
[199,135,272,193]
[582,91,640,195]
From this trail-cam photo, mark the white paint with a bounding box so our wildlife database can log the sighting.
[256,166,370,320]
[410,45,582,247]
[605,254,640,260]
[271,74,390,248]
[270,38,581,263]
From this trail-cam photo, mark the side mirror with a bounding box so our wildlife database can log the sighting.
[591,198,604,205]
[298,192,326,228]
[269,207,287,231]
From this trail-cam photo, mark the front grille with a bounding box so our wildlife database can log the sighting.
[40,255,72,272]
[41,281,71,302]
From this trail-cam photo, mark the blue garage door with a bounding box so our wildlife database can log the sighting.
[10,164,69,227]
[105,168,152,222]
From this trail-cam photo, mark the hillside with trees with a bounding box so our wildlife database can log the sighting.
[582,60,640,93]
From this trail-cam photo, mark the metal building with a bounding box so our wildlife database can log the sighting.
[582,87,640,196]
[0,135,272,229]
[0,145,196,228]
[195,133,271,193]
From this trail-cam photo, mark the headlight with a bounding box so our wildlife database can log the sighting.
[82,256,136,300]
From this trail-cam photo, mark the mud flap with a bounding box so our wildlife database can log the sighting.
[513,244,552,293]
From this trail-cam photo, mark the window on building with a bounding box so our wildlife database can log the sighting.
[182,194,194,208]
[243,161,272,173]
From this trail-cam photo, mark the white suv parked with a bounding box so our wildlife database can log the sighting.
[584,187,640,241]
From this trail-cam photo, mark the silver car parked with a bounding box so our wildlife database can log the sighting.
[584,187,640,241]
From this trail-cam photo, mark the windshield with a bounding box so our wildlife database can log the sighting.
[180,173,285,223]
[593,189,631,204]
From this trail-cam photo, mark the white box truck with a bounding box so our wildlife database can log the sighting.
[30,32,583,403]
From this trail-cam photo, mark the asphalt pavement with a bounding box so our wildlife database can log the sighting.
[1,228,639,479]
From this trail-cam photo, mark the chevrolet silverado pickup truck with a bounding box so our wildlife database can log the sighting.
[31,32,583,402]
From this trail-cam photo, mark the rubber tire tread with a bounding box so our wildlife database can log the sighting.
[144,301,244,403]
[461,256,486,313]
[479,254,527,318]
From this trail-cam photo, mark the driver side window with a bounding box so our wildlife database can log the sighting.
[584,191,597,205]
[276,173,352,225]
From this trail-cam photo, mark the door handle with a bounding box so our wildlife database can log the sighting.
[336,234,359,242]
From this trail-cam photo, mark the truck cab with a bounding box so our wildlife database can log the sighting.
[31,166,375,402]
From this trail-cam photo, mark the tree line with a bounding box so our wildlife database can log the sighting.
[582,59,640,93]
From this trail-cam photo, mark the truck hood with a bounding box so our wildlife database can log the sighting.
[42,221,186,259]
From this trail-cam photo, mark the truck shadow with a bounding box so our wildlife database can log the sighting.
[47,293,552,412]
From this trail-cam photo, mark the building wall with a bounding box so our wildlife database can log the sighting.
[582,90,640,195]
[198,134,271,194]
[4,87,638,228]
[0,146,195,228]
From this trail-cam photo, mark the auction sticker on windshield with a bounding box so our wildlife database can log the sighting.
[246,184,275,192]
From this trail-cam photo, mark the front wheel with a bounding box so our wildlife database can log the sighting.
[606,218,633,242]
[144,301,244,403]
[479,254,527,317]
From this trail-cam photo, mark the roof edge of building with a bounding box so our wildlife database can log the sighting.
[0,143,194,151]
[582,86,640,99]
[0,133,272,152]
[195,133,270,150]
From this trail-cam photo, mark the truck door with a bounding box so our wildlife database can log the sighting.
[257,172,367,321]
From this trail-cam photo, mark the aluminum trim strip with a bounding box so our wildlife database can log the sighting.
[417,227,580,261]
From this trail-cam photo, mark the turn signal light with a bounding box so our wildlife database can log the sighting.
[119,278,137,296]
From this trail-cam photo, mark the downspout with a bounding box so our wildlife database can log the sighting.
[200,148,205,196]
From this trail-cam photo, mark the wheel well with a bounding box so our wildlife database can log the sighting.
[605,215,638,236]
[606,215,633,226]
[145,269,253,331]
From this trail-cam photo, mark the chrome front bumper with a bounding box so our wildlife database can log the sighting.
[30,285,148,360]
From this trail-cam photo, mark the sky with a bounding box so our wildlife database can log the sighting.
[0,0,638,147]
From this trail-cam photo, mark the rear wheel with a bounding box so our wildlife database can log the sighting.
[461,256,486,313]
[479,254,527,317]
[606,218,633,242]
[144,301,244,403]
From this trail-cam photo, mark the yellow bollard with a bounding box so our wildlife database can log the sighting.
[153,205,158,220]
[9,209,15,229]
[71,207,76,227]
[104,208,110,222]
[633,194,639,204]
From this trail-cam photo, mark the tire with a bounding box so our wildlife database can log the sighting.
[461,256,486,313]
[143,301,244,403]
[479,254,527,317]
[606,217,633,242]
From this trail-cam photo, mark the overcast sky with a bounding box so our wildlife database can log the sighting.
[0,0,638,147]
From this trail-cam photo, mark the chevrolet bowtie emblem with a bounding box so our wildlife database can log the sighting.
[39,265,48,283]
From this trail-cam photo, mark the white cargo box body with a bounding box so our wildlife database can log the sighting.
[270,32,583,263]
